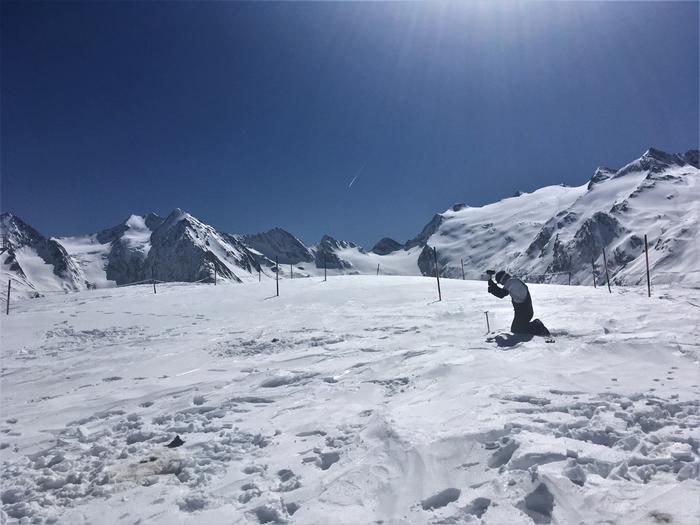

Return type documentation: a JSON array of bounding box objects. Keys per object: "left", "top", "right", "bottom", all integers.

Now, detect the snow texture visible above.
[{"left": 1, "top": 275, "right": 698, "bottom": 524}]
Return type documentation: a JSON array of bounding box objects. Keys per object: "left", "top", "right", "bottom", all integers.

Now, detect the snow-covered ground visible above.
[{"left": 1, "top": 276, "right": 698, "bottom": 524}]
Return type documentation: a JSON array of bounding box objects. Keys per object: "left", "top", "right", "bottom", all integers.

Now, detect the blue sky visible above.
[{"left": 2, "top": 1, "right": 698, "bottom": 248}]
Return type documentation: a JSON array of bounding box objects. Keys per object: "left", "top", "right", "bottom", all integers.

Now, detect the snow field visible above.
[{"left": 0, "top": 276, "right": 698, "bottom": 524}]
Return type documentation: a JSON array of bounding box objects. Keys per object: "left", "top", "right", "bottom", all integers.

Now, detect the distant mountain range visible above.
[{"left": 2, "top": 148, "right": 697, "bottom": 298}]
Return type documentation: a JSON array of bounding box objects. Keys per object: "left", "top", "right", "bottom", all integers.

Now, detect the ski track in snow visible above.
[{"left": 1, "top": 276, "right": 698, "bottom": 524}]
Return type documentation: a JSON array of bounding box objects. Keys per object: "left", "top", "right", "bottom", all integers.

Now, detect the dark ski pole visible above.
[
  {"left": 644, "top": 234, "right": 651, "bottom": 297},
  {"left": 5, "top": 279, "right": 10, "bottom": 315},
  {"left": 433, "top": 247, "right": 442, "bottom": 302},
  {"left": 323, "top": 253, "right": 327, "bottom": 282},
  {"left": 376, "top": 263, "right": 380, "bottom": 276},
  {"left": 484, "top": 311, "right": 490, "bottom": 333},
  {"left": 602, "top": 249, "right": 611, "bottom": 294},
  {"left": 276, "top": 256, "right": 279, "bottom": 297},
  {"left": 591, "top": 257, "right": 596, "bottom": 288},
  {"left": 461, "top": 258, "right": 465, "bottom": 280}
]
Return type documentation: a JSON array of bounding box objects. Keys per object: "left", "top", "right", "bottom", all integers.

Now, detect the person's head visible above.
[{"left": 495, "top": 270, "right": 510, "bottom": 284}]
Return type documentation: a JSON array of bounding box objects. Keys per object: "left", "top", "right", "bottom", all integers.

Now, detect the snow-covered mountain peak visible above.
[
  {"left": 1, "top": 212, "right": 42, "bottom": 247},
  {"left": 616, "top": 147, "right": 695, "bottom": 178},
  {"left": 318, "top": 234, "right": 357, "bottom": 251},
  {"left": 588, "top": 167, "right": 616, "bottom": 189},
  {"left": 3, "top": 147, "right": 697, "bottom": 295},
  {"left": 159, "top": 207, "right": 192, "bottom": 230}
]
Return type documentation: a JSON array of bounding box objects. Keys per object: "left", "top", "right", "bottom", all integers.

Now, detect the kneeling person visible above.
[{"left": 488, "top": 270, "right": 550, "bottom": 336}]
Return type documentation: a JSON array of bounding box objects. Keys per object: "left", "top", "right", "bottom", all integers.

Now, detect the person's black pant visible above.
[{"left": 511, "top": 294, "right": 549, "bottom": 336}]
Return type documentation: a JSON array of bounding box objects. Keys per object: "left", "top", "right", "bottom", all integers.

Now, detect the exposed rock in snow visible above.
[
  {"left": 311, "top": 235, "right": 357, "bottom": 269},
  {"left": 242, "top": 228, "right": 314, "bottom": 265},
  {"left": 3, "top": 148, "right": 697, "bottom": 294},
  {"left": 370, "top": 237, "right": 404, "bottom": 255},
  {"left": 417, "top": 147, "right": 699, "bottom": 285},
  {"left": 405, "top": 213, "right": 445, "bottom": 250},
  {"left": 0, "top": 212, "right": 86, "bottom": 296}
]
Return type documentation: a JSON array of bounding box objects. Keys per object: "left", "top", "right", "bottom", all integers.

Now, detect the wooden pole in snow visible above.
[
  {"left": 591, "top": 257, "right": 596, "bottom": 288},
  {"left": 376, "top": 263, "right": 380, "bottom": 276},
  {"left": 484, "top": 311, "right": 490, "bottom": 333},
  {"left": 644, "top": 234, "right": 651, "bottom": 297},
  {"left": 258, "top": 267, "right": 261, "bottom": 282},
  {"left": 433, "top": 247, "right": 442, "bottom": 302},
  {"left": 461, "top": 258, "right": 465, "bottom": 280},
  {"left": 5, "top": 279, "right": 10, "bottom": 315},
  {"left": 276, "top": 256, "right": 279, "bottom": 297},
  {"left": 214, "top": 266, "right": 217, "bottom": 286},
  {"left": 323, "top": 253, "right": 327, "bottom": 282},
  {"left": 602, "top": 249, "right": 611, "bottom": 294},
  {"left": 290, "top": 263, "right": 293, "bottom": 279},
  {"left": 152, "top": 268, "right": 156, "bottom": 294}
]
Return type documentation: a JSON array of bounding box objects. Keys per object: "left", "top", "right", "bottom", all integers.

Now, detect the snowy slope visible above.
[
  {"left": 407, "top": 148, "right": 699, "bottom": 286},
  {"left": 0, "top": 213, "right": 87, "bottom": 299},
  {"left": 420, "top": 184, "right": 586, "bottom": 280},
  {"left": 57, "top": 235, "right": 114, "bottom": 289},
  {"left": 1, "top": 276, "right": 698, "bottom": 524}
]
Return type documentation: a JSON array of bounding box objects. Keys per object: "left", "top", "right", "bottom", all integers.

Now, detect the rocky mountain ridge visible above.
[{"left": 2, "top": 147, "right": 697, "bottom": 297}]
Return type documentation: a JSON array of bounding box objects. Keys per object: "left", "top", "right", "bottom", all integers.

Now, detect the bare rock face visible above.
[
  {"left": 371, "top": 237, "right": 403, "bottom": 256},
  {"left": 144, "top": 209, "right": 260, "bottom": 283},
  {"left": 405, "top": 214, "right": 444, "bottom": 250},
  {"left": 313, "top": 235, "right": 356, "bottom": 269},
  {"left": 242, "top": 228, "right": 314, "bottom": 264},
  {"left": 417, "top": 245, "right": 438, "bottom": 277}
]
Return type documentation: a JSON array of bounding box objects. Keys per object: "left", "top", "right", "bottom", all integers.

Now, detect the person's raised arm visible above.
[{"left": 488, "top": 279, "right": 509, "bottom": 298}]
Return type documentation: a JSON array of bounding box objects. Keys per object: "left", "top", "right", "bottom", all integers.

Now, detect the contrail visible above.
[{"left": 348, "top": 163, "right": 366, "bottom": 189}]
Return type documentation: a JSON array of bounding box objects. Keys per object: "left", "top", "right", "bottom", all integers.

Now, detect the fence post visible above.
[
  {"left": 276, "top": 256, "right": 279, "bottom": 297},
  {"left": 323, "top": 253, "right": 327, "bottom": 282},
  {"left": 461, "top": 258, "right": 465, "bottom": 280},
  {"left": 376, "top": 263, "right": 380, "bottom": 276},
  {"left": 644, "top": 234, "right": 651, "bottom": 297},
  {"left": 433, "top": 247, "right": 442, "bottom": 302},
  {"left": 5, "top": 279, "right": 10, "bottom": 315},
  {"left": 591, "top": 257, "right": 596, "bottom": 288},
  {"left": 602, "top": 249, "right": 611, "bottom": 294}
]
